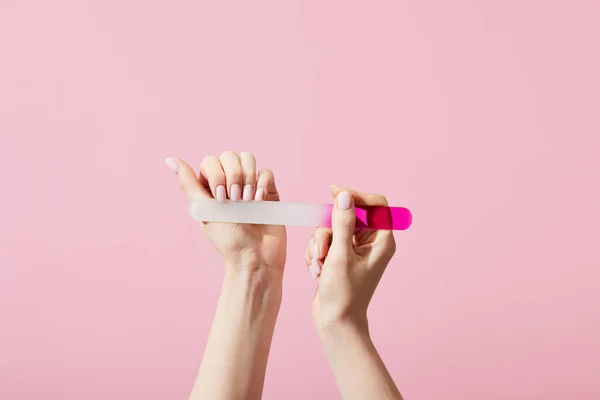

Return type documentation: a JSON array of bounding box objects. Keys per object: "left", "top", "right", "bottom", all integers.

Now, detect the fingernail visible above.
[
  {"left": 337, "top": 191, "right": 352, "bottom": 210},
  {"left": 216, "top": 185, "right": 226, "bottom": 202},
  {"left": 243, "top": 184, "right": 253, "bottom": 201},
  {"left": 309, "top": 259, "right": 322, "bottom": 279},
  {"left": 165, "top": 158, "right": 178, "bottom": 173},
  {"left": 255, "top": 187, "right": 265, "bottom": 201},
  {"left": 313, "top": 242, "right": 320, "bottom": 260},
  {"left": 230, "top": 184, "right": 240, "bottom": 201}
]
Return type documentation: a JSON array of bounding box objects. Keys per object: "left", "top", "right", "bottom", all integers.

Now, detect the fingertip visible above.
[
  {"left": 165, "top": 157, "right": 179, "bottom": 174},
  {"left": 313, "top": 241, "right": 320, "bottom": 259},
  {"left": 167, "top": 157, "right": 208, "bottom": 200},
  {"left": 255, "top": 187, "right": 265, "bottom": 201},
  {"left": 336, "top": 191, "right": 353, "bottom": 210},
  {"left": 256, "top": 168, "right": 279, "bottom": 201},
  {"left": 309, "top": 259, "right": 322, "bottom": 279}
]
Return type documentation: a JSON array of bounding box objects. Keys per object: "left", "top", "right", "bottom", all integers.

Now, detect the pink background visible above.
[{"left": 1, "top": 1, "right": 599, "bottom": 399}]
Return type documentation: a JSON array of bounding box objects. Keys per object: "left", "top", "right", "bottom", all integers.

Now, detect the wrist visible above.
[
  {"left": 223, "top": 251, "right": 285, "bottom": 277},
  {"left": 224, "top": 259, "right": 284, "bottom": 283},
  {"left": 317, "top": 320, "right": 373, "bottom": 358},
  {"left": 316, "top": 315, "right": 370, "bottom": 345},
  {"left": 222, "top": 263, "right": 283, "bottom": 313}
]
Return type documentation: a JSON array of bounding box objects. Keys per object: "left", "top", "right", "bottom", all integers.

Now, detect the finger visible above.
[
  {"left": 329, "top": 191, "right": 356, "bottom": 254},
  {"left": 239, "top": 152, "right": 257, "bottom": 201},
  {"left": 165, "top": 157, "right": 210, "bottom": 200},
  {"left": 330, "top": 185, "right": 395, "bottom": 244},
  {"left": 313, "top": 228, "right": 332, "bottom": 261},
  {"left": 330, "top": 185, "right": 389, "bottom": 206},
  {"left": 219, "top": 151, "right": 243, "bottom": 201},
  {"left": 309, "top": 258, "right": 322, "bottom": 279},
  {"left": 255, "top": 168, "right": 279, "bottom": 201},
  {"left": 305, "top": 235, "right": 323, "bottom": 279},
  {"left": 307, "top": 228, "right": 332, "bottom": 279},
  {"left": 305, "top": 234, "right": 318, "bottom": 260},
  {"left": 304, "top": 239, "right": 312, "bottom": 266},
  {"left": 199, "top": 156, "right": 226, "bottom": 201}
]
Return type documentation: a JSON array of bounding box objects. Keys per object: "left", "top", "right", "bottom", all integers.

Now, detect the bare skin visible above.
[{"left": 166, "top": 153, "right": 403, "bottom": 400}]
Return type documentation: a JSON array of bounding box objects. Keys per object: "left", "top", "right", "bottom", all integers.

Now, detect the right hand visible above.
[{"left": 304, "top": 186, "right": 397, "bottom": 334}]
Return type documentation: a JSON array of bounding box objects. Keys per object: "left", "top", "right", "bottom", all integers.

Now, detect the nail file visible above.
[{"left": 188, "top": 198, "right": 412, "bottom": 230}]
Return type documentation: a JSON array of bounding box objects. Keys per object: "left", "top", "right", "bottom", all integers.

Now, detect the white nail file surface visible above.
[
  {"left": 189, "top": 199, "right": 324, "bottom": 226},
  {"left": 188, "top": 198, "right": 413, "bottom": 230}
]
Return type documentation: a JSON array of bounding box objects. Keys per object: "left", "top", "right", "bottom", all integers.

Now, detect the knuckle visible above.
[
  {"left": 244, "top": 175, "right": 257, "bottom": 185},
  {"left": 375, "top": 193, "right": 389, "bottom": 206},
  {"left": 381, "top": 233, "right": 396, "bottom": 254},
  {"left": 239, "top": 151, "right": 255, "bottom": 161},
  {"left": 389, "top": 238, "right": 397, "bottom": 253},
  {"left": 243, "top": 166, "right": 257, "bottom": 180},
  {"left": 315, "top": 230, "right": 331, "bottom": 245},
  {"left": 201, "top": 155, "right": 218, "bottom": 165},
  {"left": 219, "top": 150, "right": 237, "bottom": 160},
  {"left": 259, "top": 167, "right": 273, "bottom": 176},
  {"left": 258, "top": 168, "right": 274, "bottom": 182},
  {"left": 228, "top": 172, "right": 242, "bottom": 182},
  {"left": 328, "top": 248, "right": 351, "bottom": 264},
  {"left": 338, "top": 218, "right": 355, "bottom": 230},
  {"left": 316, "top": 227, "right": 329, "bottom": 235}
]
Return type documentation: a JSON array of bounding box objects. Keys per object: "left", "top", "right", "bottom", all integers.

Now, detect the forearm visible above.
[
  {"left": 318, "top": 322, "right": 403, "bottom": 400},
  {"left": 190, "top": 266, "right": 282, "bottom": 400}
]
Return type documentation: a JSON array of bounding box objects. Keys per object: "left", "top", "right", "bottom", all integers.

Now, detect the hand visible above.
[
  {"left": 304, "top": 186, "right": 396, "bottom": 334},
  {"left": 166, "top": 151, "right": 287, "bottom": 273}
]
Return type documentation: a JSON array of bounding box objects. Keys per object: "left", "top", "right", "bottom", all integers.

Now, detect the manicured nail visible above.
[
  {"left": 165, "top": 158, "right": 178, "bottom": 173},
  {"left": 255, "top": 187, "right": 265, "bottom": 201},
  {"left": 313, "top": 242, "right": 320, "bottom": 260},
  {"left": 243, "top": 184, "right": 253, "bottom": 201},
  {"left": 337, "top": 191, "right": 352, "bottom": 210},
  {"left": 309, "top": 259, "right": 322, "bottom": 279},
  {"left": 230, "top": 184, "right": 241, "bottom": 201},
  {"left": 216, "top": 185, "right": 226, "bottom": 202}
]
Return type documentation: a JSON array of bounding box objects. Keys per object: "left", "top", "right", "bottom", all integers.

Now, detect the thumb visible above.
[
  {"left": 330, "top": 190, "right": 356, "bottom": 253},
  {"left": 165, "top": 157, "right": 209, "bottom": 200}
]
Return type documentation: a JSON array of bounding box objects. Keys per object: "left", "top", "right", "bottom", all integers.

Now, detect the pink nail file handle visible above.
[{"left": 188, "top": 199, "right": 412, "bottom": 230}]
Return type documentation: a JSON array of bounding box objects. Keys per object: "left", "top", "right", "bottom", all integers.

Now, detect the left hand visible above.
[{"left": 166, "top": 151, "right": 287, "bottom": 273}]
